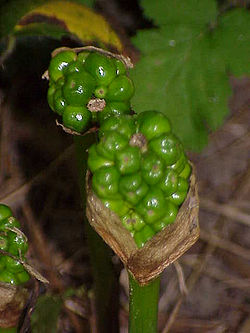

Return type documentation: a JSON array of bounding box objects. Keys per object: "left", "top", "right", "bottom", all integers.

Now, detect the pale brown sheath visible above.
[
  {"left": 86, "top": 166, "right": 199, "bottom": 286},
  {"left": 0, "top": 282, "right": 28, "bottom": 328}
]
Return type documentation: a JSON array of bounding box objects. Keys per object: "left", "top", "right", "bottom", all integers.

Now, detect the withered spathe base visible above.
[
  {"left": 86, "top": 167, "right": 199, "bottom": 286},
  {"left": 0, "top": 282, "right": 28, "bottom": 328}
]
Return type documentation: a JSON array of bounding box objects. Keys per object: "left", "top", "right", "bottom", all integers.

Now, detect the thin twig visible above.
[
  {"left": 0, "top": 144, "right": 74, "bottom": 206},
  {"left": 200, "top": 197, "right": 250, "bottom": 227},
  {"left": 200, "top": 230, "right": 250, "bottom": 261},
  {"left": 182, "top": 256, "right": 250, "bottom": 291},
  {"left": 173, "top": 261, "right": 187, "bottom": 296},
  {"left": 162, "top": 244, "right": 215, "bottom": 333}
]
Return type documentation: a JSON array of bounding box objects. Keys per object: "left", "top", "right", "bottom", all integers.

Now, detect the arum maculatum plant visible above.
[{"left": 45, "top": 47, "right": 199, "bottom": 332}]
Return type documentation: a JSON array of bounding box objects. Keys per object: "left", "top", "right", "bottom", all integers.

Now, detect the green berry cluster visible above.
[
  {"left": 0, "top": 204, "right": 30, "bottom": 285},
  {"left": 87, "top": 111, "right": 191, "bottom": 248},
  {"left": 47, "top": 50, "right": 134, "bottom": 133}
]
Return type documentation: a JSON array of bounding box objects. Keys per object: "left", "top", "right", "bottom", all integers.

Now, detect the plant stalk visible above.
[
  {"left": 74, "top": 135, "right": 119, "bottom": 333},
  {"left": 129, "top": 273, "right": 160, "bottom": 333}
]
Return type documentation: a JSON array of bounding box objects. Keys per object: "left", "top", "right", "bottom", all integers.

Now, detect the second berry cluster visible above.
[{"left": 47, "top": 50, "right": 134, "bottom": 133}]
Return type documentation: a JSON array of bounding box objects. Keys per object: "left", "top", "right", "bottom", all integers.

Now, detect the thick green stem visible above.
[
  {"left": 129, "top": 273, "right": 160, "bottom": 333},
  {"left": 74, "top": 135, "right": 119, "bottom": 333}
]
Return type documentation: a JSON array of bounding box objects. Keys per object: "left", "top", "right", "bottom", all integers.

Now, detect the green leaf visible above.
[
  {"left": 31, "top": 294, "right": 63, "bottom": 333},
  {"left": 140, "top": 0, "right": 217, "bottom": 26},
  {"left": 212, "top": 9, "right": 250, "bottom": 77},
  {"left": 131, "top": 3, "right": 249, "bottom": 151}
]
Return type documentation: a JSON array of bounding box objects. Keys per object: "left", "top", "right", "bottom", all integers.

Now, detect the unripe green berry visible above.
[
  {"left": 0, "top": 204, "right": 12, "bottom": 221},
  {"left": 62, "top": 105, "right": 91, "bottom": 133},
  {"left": 48, "top": 50, "right": 76, "bottom": 82},
  {"left": 92, "top": 166, "right": 120, "bottom": 199},
  {"left": 85, "top": 52, "right": 116, "bottom": 85},
  {"left": 62, "top": 71, "right": 95, "bottom": 106},
  {"left": 106, "top": 75, "right": 134, "bottom": 102}
]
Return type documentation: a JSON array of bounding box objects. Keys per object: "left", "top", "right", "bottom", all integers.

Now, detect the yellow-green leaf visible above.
[{"left": 14, "top": 1, "right": 123, "bottom": 51}]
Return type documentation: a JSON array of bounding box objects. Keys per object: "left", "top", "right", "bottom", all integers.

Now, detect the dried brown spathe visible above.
[
  {"left": 86, "top": 167, "right": 199, "bottom": 286},
  {"left": 0, "top": 282, "right": 28, "bottom": 327}
]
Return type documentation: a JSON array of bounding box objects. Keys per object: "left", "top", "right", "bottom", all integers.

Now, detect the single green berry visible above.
[
  {"left": 149, "top": 133, "right": 183, "bottom": 166},
  {"left": 48, "top": 50, "right": 76, "bottom": 82},
  {"left": 53, "top": 88, "right": 67, "bottom": 115},
  {"left": 115, "top": 146, "right": 141, "bottom": 175},
  {"left": 168, "top": 191, "right": 187, "bottom": 206},
  {"left": 88, "top": 144, "right": 113, "bottom": 173},
  {"left": 108, "top": 101, "right": 130, "bottom": 115},
  {"left": 0, "top": 204, "right": 12, "bottom": 221},
  {"left": 160, "top": 169, "right": 178, "bottom": 196},
  {"left": 84, "top": 52, "right": 116, "bottom": 85},
  {"left": 141, "top": 151, "right": 165, "bottom": 185},
  {"left": 62, "top": 71, "right": 95, "bottom": 106},
  {"left": 137, "top": 111, "right": 171, "bottom": 140},
  {"left": 136, "top": 188, "right": 167, "bottom": 224},
  {"left": 106, "top": 75, "right": 134, "bottom": 102},
  {"left": 119, "top": 173, "right": 143, "bottom": 193},
  {"left": 102, "top": 199, "right": 130, "bottom": 217},
  {"left": 62, "top": 105, "right": 92, "bottom": 133},
  {"left": 119, "top": 174, "right": 148, "bottom": 205},
  {"left": 92, "top": 166, "right": 120, "bottom": 199}
]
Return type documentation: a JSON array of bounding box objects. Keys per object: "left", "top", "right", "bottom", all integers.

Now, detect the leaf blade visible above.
[
  {"left": 212, "top": 8, "right": 250, "bottom": 77},
  {"left": 131, "top": 20, "right": 233, "bottom": 151},
  {"left": 140, "top": 0, "right": 217, "bottom": 27},
  {"left": 0, "top": 1, "right": 122, "bottom": 53}
]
